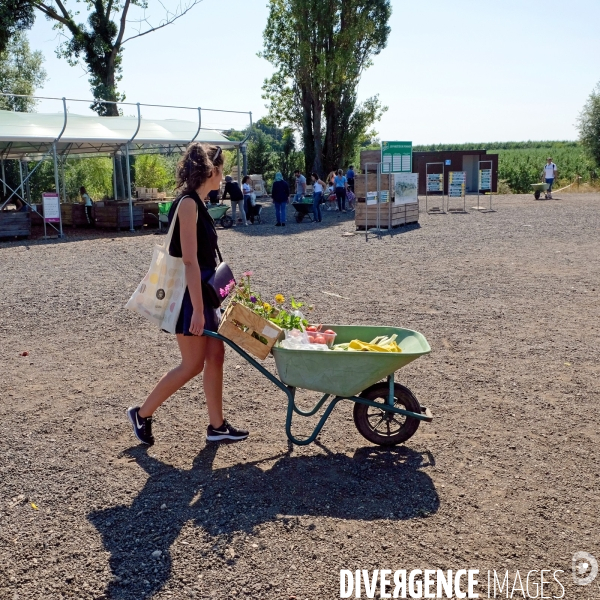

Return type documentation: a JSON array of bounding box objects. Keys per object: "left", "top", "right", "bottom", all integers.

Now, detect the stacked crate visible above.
[
  {"left": 135, "top": 188, "right": 166, "bottom": 200},
  {"left": 95, "top": 203, "right": 144, "bottom": 230},
  {"left": 0, "top": 211, "right": 31, "bottom": 239},
  {"left": 353, "top": 174, "right": 394, "bottom": 199},
  {"left": 250, "top": 174, "right": 266, "bottom": 197},
  {"left": 61, "top": 204, "right": 90, "bottom": 227},
  {"left": 355, "top": 201, "right": 419, "bottom": 229}
]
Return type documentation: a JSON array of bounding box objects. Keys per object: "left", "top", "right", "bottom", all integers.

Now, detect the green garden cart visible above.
[
  {"left": 531, "top": 182, "right": 550, "bottom": 200},
  {"left": 203, "top": 325, "right": 433, "bottom": 446},
  {"left": 207, "top": 204, "right": 234, "bottom": 228}
]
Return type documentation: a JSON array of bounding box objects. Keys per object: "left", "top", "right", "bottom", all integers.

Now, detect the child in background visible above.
[
  {"left": 326, "top": 185, "right": 338, "bottom": 211},
  {"left": 346, "top": 188, "right": 356, "bottom": 212}
]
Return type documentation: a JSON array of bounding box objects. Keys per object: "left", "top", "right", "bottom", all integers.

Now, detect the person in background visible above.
[
  {"left": 127, "top": 143, "right": 249, "bottom": 446},
  {"left": 311, "top": 173, "right": 326, "bottom": 223},
  {"left": 334, "top": 169, "right": 348, "bottom": 212},
  {"left": 294, "top": 169, "right": 306, "bottom": 202},
  {"left": 80, "top": 186, "right": 94, "bottom": 226},
  {"left": 206, "top": 189, "right": 219, "bottom": 205},
  {"left": 346, "top": 187, "right": 356, "bottom": 212},
  {"left": 541, "top": 157, "right": 558, "bottom": 199},
  {"left": 221, "top": 175, "right": 247, "bottom": 226},
  {"left": 271, "top": 172, "right": 290, "bottom": 226},
  {"left": 241, "top": 176, "right": 254, "bottom": 224},
  {"left": 346, "top": 165, "right": 355, "bottom": 193},
  {"left": 326, "top": 171, "right": 337, "bottom": 211}
]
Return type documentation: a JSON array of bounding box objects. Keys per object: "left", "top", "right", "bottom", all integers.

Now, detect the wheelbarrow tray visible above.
[
  {"left": 271, "top": 325, "right": 431, "bottom": 397},
  {"left": 207, "top": 204, "right": 230, "bottom": 220},
  {"left": 292, "top": 202, "right": 314, "bottom": 213},
  {"left": 531, "top": 183, "right": 549, "bottom": 192}
]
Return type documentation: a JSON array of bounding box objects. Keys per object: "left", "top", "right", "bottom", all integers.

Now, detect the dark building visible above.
[{"left": 361, "top": 149, "right": 499, "bottom": 195}]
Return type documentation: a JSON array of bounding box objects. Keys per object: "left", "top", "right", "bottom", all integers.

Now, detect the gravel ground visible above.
[{"left": 1, "top": 193, "right": 599, "bottom": 600}]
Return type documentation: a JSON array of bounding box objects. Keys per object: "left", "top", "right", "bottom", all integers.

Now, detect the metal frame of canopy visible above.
[{"left": 0, "top": 93, "right": 252, "bottom": 234}]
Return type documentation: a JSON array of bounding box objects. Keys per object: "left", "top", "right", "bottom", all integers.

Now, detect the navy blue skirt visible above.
[{"left": 174, "top": 268, "right": 221, "bottom": 335}]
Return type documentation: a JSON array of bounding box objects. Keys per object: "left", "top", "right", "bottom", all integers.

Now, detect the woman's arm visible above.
[{"left": 178, "top": 197, "right": 205, "bottom": 335}]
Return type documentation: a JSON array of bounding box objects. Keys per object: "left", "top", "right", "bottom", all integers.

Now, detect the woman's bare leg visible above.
[
  {"left": 202, "top": 337, "right": 225, "bottom": 428},
  {"left": 138, "top": 335, "right": 207, "bottom": 418}
]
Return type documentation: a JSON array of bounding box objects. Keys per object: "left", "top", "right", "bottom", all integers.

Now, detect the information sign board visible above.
[
  {"left": 426, "top": 173, "right": 443, "bottom": 193},
  {"left": 381, "top": 141, "right": 412, "bottom": 174},
  {"left": 448, "top": 171, "right": 466, "bottom": 197},
  {"left": 366, "top": 191, "right": 378, "bottom": 205},
  {"left": 479, "top": 169, "right": 492, "bottom": 192},
  {"left": 394, "top": 173, "right": 418, "bottom": 205},
  {"left": 42, "top": 192, "right": 60, "bottom": 223}
]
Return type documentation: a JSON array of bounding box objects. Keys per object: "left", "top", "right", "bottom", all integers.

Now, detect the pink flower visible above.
[
  {"left": 243, "top": 271, "right": 253, "bottom": 277},
  {"left": 219, "top": 287, "right": 227, "bottom": 297}
]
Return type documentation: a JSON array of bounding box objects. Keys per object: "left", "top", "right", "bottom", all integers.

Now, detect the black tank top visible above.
[{"left": 167, "top": 191, "right": 219, "bottom": 270}]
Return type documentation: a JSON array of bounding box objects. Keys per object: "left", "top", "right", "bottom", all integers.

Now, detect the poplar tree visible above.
[
  {"left": 578, "top": 81, "right": 600, "bottom": 169},
  {"left": 261, "top": 0, "right": 391, "bottom": 175}
]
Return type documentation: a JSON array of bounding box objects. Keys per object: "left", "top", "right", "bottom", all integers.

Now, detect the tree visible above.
[
  {"left": 261, "top": 0, "right": 390, "bottom": 175},
  {"left": 0, "top": 0, "right": 34, "bottom": 53},
  {"left": 247, "top": 129, "right": 276, "bottom": 176},
  {"left": 1, "top": 0, "right": 202, "bottom": 115},
  {"left": 578, "top": 81, "right": 600, "bottom": 169},
  {"left": 133, "top": 154, "right": 173, "bottom": 191},
  {"left": 0, "top": 31, "right": 46, "bottom": 111}
]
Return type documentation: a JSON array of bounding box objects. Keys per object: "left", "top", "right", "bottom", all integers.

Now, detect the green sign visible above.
[{"left": 381, "top": 141, "right": 412, "bottom": 173}]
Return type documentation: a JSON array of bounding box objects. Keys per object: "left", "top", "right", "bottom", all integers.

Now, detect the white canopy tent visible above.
[{"left": 0, "top": 95, "right": 251, "bottom": 234}]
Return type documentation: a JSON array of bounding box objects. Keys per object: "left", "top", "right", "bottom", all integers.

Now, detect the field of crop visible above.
[{"left": 414, "top": 141, "right": 599, "bottom": 193}]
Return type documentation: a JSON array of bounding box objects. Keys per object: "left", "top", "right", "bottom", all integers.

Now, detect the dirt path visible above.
[{"left": 1, "top": 193, "right": 598, "bottom": 599}]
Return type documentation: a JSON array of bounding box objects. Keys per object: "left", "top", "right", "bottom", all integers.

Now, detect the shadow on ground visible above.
[{"left": 88, "top": 444, "right": 439, "bottom": 599}]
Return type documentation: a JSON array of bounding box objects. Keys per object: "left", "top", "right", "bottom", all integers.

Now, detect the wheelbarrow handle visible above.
[{"left": 202, "top": 330, "right": 292, "bottom": 397}]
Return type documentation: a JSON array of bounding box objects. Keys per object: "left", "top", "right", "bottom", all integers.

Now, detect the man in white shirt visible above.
[
  {"left": 541, "top": 157, "right": 557, "bottom": 199},
  {"left": 294, "top": 170, "right": 306, "bottom": 203}
]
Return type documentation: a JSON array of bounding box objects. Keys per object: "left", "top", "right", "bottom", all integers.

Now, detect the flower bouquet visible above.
[{"left": 217, "top": 272, "right": 309, "bottom": 360}]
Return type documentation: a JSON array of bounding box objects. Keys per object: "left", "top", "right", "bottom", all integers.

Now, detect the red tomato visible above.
[
  {"left": 306, "top": 326, "right": 318, "bottom": 332},
  {"left": 324, "top": 329, "right": 335, "bottom": 335},
  {"left": 314, "top": 335, "right": 326, "bottom": 344}
]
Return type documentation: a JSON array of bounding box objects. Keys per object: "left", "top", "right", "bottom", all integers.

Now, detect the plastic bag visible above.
[{"left": 280, "top": 328, "right": 330, "bottom": 351}]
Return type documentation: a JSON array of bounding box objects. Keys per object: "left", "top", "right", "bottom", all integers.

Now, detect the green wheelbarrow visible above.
[
  {"left": 203, "top": 325, "right": 433, "bottom": 446},
  {"left": 531, "top": 182, "right": 550, "bottom": 200},
  {"left": 207, "top": 203, "right": 234, "bottom": 228}
]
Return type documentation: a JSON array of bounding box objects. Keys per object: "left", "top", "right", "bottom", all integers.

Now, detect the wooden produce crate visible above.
[
  {"left": 61, "top": 204, "right": 92, "bottom": 227},
  {"left": 0, "top": 211, "right": 31, "bottom": 239},
  {"left": 94, "top": 204, "right": 144, "bottom": 230},
  {"left": 218, "top": 301, "right": 283, "bottom": 360},
  {"left": 355, "top": 201, "right": 419, "bottom": 229},
  {"left": 354, "top": 174, "right": 393, "bottom": 198},
  {"left": 404, "top": 202, "right": 419, "bottom": 224}
]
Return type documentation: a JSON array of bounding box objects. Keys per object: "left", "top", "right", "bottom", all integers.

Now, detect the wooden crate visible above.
[
  {"left": 0, "top": 211, "right": 31, "bottom": 238},
  {"left": 61, "top": 204, "right": 92, "bottom": 227},
  {"left": 354, "top": 174, "right": 393, "bottom": 198},
  {"left": 218, "top": 301, "right": 283, "bottom": 360},
  {"left": 355, "top": 201, "right": 419, "bottom": 229},
  {"left": 94, "top": 204, "right": 144, "bottom": 230}
]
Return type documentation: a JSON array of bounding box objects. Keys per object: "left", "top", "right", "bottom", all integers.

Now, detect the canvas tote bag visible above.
[{"left": 125, "top": 200, "right": 187, "bottom": 333}]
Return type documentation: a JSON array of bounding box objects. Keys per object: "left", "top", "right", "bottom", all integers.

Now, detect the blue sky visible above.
[{"left": 28, "top": 0, "right": 600, "bottom": 144}]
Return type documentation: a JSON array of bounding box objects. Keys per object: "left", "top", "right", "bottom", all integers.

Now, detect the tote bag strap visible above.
[{"left": 163, "top": 195, "right": 199, "bottom": 249}]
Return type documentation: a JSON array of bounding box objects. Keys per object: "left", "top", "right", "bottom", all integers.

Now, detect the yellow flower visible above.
[
  {"left": 263, "top": 303, "right": 272, "bottom": 312},
  {"left": 275, "top": 294, "right": 285, "bottom": 304}
]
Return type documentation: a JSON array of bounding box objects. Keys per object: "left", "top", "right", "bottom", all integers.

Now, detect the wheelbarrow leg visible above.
[
  {"left": 284, "top": 387, "right": 343, "bottom": 446},
  {"left": 387, "top": 374, "right": 395, "bottom": 407}
]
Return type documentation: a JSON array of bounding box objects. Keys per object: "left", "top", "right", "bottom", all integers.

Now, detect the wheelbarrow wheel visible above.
[
  {"left": 353, "top": 382, "right": 421, "bottom": 446},
  {"left": 534, "top": 190, "right": 541, "bottom": 200},
  {"left": 220, "top": 215, "right": 233, "bottom": 228}
]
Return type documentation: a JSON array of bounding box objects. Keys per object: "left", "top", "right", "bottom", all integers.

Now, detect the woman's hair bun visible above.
[{"left": 176, "top": 143, "right": 224, "bottom": 193}]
